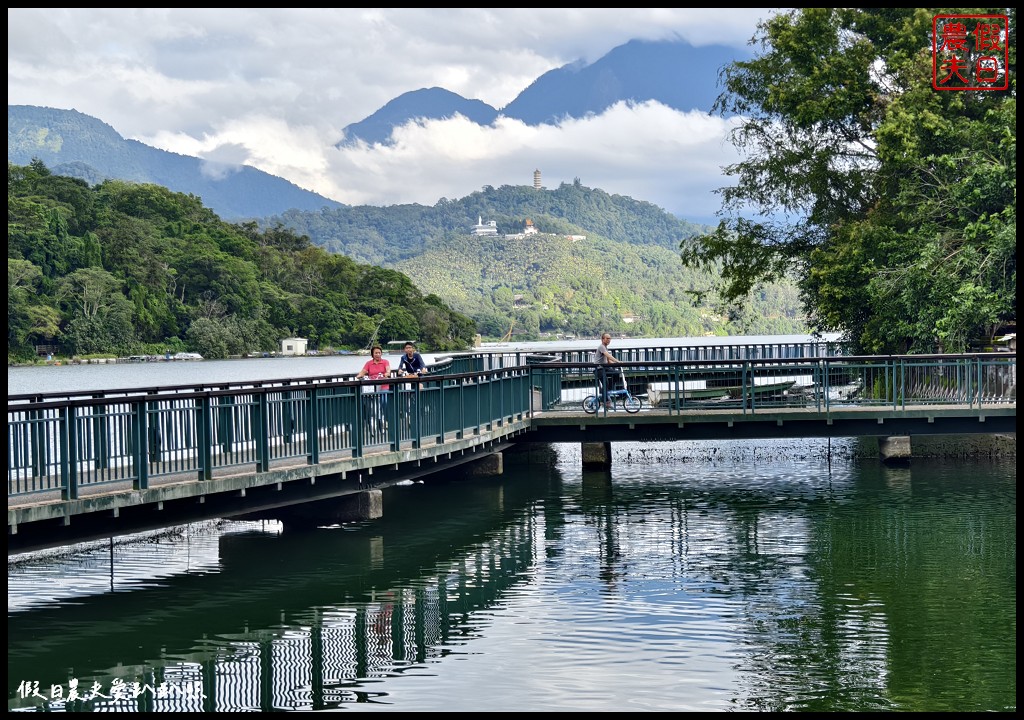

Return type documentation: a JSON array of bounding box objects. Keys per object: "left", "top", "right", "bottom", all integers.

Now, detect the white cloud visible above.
[
  {"left": 296, "top": 104, "right": 744, "bottom": 220},
  {"left": 8, "top": 8, "right": 774, "bottom": 222}
]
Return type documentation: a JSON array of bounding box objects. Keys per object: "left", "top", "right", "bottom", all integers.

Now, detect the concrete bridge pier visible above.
[
  {"left": 274, "top": 489, "right": 384, "bottom": 531},
  {"left": 443, "top": 451, "right": 506, "bottom": 481},
  {"left": 582, "top": 442, "right": 612, "bottom": 470},
  {"left": 879, "top": 435, "right": 912, "bottom": 465},
  {"left": 462, "top": 451, "right": 503, "bottom": 477}
]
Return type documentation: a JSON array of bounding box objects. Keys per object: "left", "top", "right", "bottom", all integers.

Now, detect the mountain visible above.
[
  {"left": 501, "top": 38, "right": 748, "bottom": 124},
  {"left": 340, "top": 38, "right": 750, "bottom": 145},
  {"left": 265, "top": 182, "right": 808, "bottom": 340},
  {"left": 269, "top": 180, "right": 707, "bottom": 266},
  {"left": 8, "top": 105, "right": 344, "bottom": 221},
  {"left": 339, "top": 87, "right": 499, "bottom": 147},
  {"left": 9, "top": 38, "right": 749, "bottom": 220}
]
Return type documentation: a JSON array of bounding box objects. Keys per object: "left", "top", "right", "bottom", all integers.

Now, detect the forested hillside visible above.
[
  {"left": 395, "top": 233, "right": 804, "bottom": 339},
  {"left": 7, "top": 161, "right": 475, "bottom": 361},
  {"left": 270, "top": 180, "right": 706, "bottom": 265},
  {"left": 270, "top": 180, "right": 809, "bottom": 339}
]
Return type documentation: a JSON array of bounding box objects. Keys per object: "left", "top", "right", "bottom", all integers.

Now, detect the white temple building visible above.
[{"left": 471, "top": 216, "right": 498, "bottom": 236}]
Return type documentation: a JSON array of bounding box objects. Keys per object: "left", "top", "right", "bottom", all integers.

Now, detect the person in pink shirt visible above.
[{"left": 357, "top": 345, "right": 392, "bottom": 434}]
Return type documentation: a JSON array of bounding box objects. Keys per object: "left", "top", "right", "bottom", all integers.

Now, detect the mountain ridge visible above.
[
  {"left": 8, "top": 105, "right": 345, "bottom": 221},
  {"left": 9, "top": 37, "right": 748, "bottom": 222},
  {"left": 340, "top": 38, "right": 749, "bottom": 145}
]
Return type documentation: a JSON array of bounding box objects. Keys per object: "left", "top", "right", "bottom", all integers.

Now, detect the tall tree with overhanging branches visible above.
[{"left": 683, "top": 7, "right": 1015, "bottom": 352}]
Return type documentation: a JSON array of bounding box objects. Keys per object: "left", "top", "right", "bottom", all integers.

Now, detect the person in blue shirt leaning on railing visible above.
[
  {"left": 397, "top": 342, "right": 427, "bottom": 376},
  {"left": 397, "top": 341, "right": 427, "bottom": 431}
]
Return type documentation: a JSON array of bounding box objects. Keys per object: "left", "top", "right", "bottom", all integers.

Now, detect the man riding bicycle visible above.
[{"left": 594, "top": 333, "right": 620, "bottom": 410}]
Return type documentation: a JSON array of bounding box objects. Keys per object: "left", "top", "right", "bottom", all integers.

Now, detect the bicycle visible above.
[{"left": 583, "top": 367, "right": 643, "bottom": 414}]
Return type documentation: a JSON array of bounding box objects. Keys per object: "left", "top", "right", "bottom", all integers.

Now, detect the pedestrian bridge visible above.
[{"left": 8, "top": 349, "right": 1015, "bottom": 555}]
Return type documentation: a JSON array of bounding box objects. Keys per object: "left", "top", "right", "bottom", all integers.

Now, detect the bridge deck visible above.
[
  {"left": 8, "top": 351, "right": 1016, "bottom": 555},
  {"left": 9, "top": 401, "right": 1013, "bottom": 517}
]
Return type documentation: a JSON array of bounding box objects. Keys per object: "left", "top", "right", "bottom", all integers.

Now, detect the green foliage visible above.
[
  {"left": 271, "top": 183, "right": 808, "bottom": 340},
  {"left": 686, "top": 8, "right": 1016, "bottom": 352},
  {"left": 7, "top": 161, "right": 476, "bottom": 358},
  {"left": 393, "top": 230, "right": 806, "bottom": 340},
  {"left": 270, "top": 180, "right": 707, "bottom": 266}
]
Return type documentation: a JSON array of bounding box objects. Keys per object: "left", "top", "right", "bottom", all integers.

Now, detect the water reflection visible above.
[
  {"left": 9, "top": 462, "right": 560, "bottom": 712},
  {"left": 7, "top": 440, "right": 1016, "bottom": 712}
]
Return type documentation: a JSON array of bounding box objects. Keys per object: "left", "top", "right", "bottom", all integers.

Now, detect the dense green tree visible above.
[
  {"left": 7, "top": 162, "right": 477, "bottom": 360},
  {"left": 683, "top": 8, "right": 1016, "bottom": 352},
  {"left": 185, "top": 317, "right": 231, "bottom": 359},
  {"left": 56, "top": 267, "right": 138, "bottom": 355},
  {"left": 8, "top": 258, "right": 59, "bottom": 356}
]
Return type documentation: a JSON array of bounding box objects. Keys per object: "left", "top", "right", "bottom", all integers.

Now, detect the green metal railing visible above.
[
  {"left": 7, "top": 368, "right": 533, "bottom": 503},
  {"left": 534, "top": 353, "right": 1016, "bottom": 414},
  {"left": 7, "top": 352, "right": 1015, "bottom": 505}
]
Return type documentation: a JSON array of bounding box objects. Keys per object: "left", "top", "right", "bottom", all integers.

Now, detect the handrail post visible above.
[
  {"left": 742, "top": 361, "right": 750, "bottom": 414},
  {"left": 973, "top": 356, "right": 980, "bottom": 408},
  {"left": 307, "top": 386, "right": 320, "bottom": 465},
  {"left": 895, "top": 359, "right": 902, "bottom": 411},
  {"left": 92, "top": 395, "right": 108, "bottom": 471},
  {"left": 198, "top": 395, "right": 212, "bottom": 481},
  {"left": 62, "top": 406, "right": 77, "bottom": 500},
  {"left": 819, "top": 358, "right": 827, "bottom": 413},
  {"left": 389, "top": 385, "right": 399, "bottom": 450},
  {"left": 257, "top": 392, "right": 270, "bottom": 472},
  {"left": 412, "top": 381, "right": 421, "bottom": 448},
  {"left": 353, "top": 385, "right": 364, "bottom": 458},
  {"left": 134, "top": 398, "right": 149, "bottom": 490}
]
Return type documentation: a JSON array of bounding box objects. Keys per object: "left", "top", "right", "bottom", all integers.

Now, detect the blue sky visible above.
[{"left": 8, "top": 9, "right": 782, "bottom": 223}]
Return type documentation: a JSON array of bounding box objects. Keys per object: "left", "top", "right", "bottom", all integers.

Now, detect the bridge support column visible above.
[
  {"left": 582, "top": 442, "right": 612, "bottom": 470},
  {"left": 462, "top": 451, "right": 503, "bottom": 477},
  {"left": 503, "top": 443, "right": 557, "bottom": 466},
  {"left": 879, "top": 436, "right": 912, "bottom": 465},
  {"left": 277, "top": 489, "right": 383, "bottom": 531}
]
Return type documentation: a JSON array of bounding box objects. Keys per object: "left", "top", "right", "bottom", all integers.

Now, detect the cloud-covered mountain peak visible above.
[{"left": 340, "top": 38, "right": 751, "bottom": 145}]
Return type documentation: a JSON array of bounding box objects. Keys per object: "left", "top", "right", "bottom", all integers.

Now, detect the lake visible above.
[{"left": 7, "top": 439, "right": 1015, "bottom": 712}]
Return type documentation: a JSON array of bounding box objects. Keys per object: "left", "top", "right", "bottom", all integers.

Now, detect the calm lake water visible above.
[
  {"left": 6, "top": 338, "right": 1015, "bottom": 712},
  {"left": 7, "top": 440, "right": 1016, "bottom": 712}
]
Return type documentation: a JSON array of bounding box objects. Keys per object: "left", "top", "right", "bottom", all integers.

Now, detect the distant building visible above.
[
  {"left": 534, "top": 169, "right": 542, "bottom": 189},
  {"left": 280, "top": 337, "right": 308, "bottom": 356},
  {"left": 471, "top": 216, "right": 498, "bottom": 236},
  {"left": 505, "top": 218, "right": 541, "bottom": 239}
]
